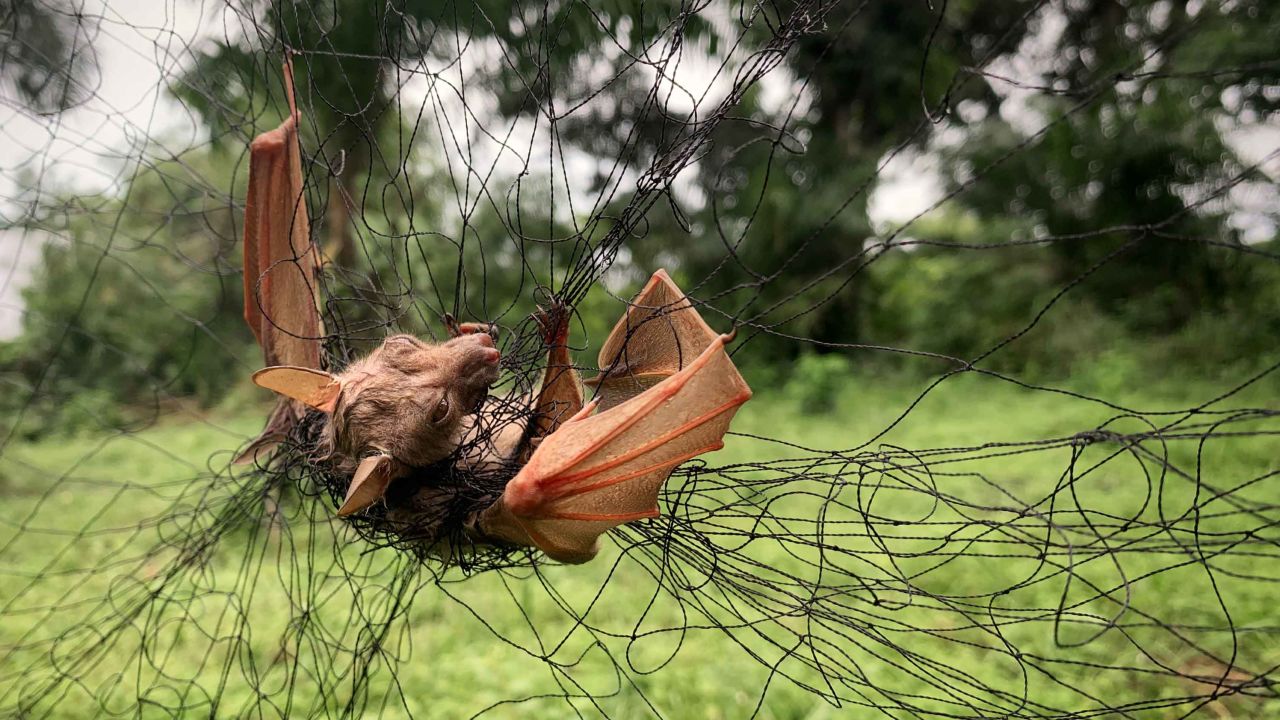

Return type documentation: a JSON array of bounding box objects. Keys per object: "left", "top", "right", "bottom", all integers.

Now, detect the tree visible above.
[
  {"left": 940, "top": 0, "right": 1279, "bottom": 331},
  {"left": 1, "top": 151, "right": 252, "bottom": 437},
  {"left": 0, "top": 0, "right": 99, "bottom": 113},
  {"left": 675, "top": 1, "right": 1033, "bottom": 357},
  {"left": 175, "top": 0, "right": 711, "bottom": 270}
]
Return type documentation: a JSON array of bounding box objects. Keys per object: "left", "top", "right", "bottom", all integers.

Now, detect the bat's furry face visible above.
[{"left": 326, "top": 332, "right": 501, "bottom": 471}]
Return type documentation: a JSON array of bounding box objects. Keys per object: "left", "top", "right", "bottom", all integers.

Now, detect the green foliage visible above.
[
  {"left": 0, "top": 153, "right": 254, "bottom": 438},
  {"left": 784, "top": 352, "right": 854, "bottom": 414},
  {"left": 863, "top": 230, "right": 1280, "bottom": 379},
  {"left": 941, "top": 0, "right": 1278, "bottom": 332},
  {"left": 865, "top": 231, "right": 1126, "bottom": 376},
  {"left": 665, "top": 0, "right": 1034, "bottom": 359}
]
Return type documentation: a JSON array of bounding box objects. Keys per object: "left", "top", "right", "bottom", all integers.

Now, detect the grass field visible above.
[{"left": 1, "top": 368, "right": 1277, "bottom": 718}]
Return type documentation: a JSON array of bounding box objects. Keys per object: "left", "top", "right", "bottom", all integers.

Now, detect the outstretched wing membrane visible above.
[{"left": 585, "top": 269, "right": 719, "bottom": 411}]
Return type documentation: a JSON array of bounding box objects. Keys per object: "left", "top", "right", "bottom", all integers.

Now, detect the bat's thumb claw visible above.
[
  {"left": 533, "top": 302, "right": 571, "bottom": 345},
  {"left": 442, "top": 312, "right": 462, "bottom": 337}
]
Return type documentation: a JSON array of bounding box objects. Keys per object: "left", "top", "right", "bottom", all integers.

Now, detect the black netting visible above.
[{"left": 1, "top": 0, "right": 1278, "bottom": 717}]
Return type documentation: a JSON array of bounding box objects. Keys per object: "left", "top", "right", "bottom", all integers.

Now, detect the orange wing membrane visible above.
[
  {"left": 585, "top": 268, "right": 719, "bottom": 411},
  {"left": 237, "top": 60, "right": 326, "bottom": 463},
  {"left": 479, "top": 271, "right": 751, "bottom": 563}
]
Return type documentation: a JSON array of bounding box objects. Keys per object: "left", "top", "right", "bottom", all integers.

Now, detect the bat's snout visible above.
[
  {"left": 449, "top": 335, "right": 502, "bottom": 410},
  {"left": 454, "top": 335, "right": 501, "bottom": 370},
  {"left": 468, "top": 332, "right": 501, "bottom": 366}
]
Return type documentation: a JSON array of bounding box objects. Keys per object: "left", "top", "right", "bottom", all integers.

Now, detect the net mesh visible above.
[{"left": 1, "top": 0, "right": 1278, "bottom": 717}]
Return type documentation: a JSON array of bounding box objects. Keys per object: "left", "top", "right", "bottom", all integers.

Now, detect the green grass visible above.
[{"left": 1, "top": 370, "right": 1277, "bottom": 718}]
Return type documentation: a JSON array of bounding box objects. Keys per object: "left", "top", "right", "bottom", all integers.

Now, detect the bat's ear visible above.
[
  {"left": 337, "top": 454, "right": 405, "bottom": 516},
  {"left": 252, "top": 366, "right": 341, "bottom": 413}
]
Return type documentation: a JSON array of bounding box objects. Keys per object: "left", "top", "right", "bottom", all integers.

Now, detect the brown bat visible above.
[
  {"left": 252, "top": 326, "right": 502, "bottom": 515},
  {"left": 241, "top": 63, "right": 751, "bottom": 563}
]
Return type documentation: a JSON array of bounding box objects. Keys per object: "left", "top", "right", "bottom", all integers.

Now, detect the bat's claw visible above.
[
  {"left": 533, "top": 302, "right": 572, "bottom": 347},
  {"left": 443, "top": 313, "right": 460, "bottom": 336}
]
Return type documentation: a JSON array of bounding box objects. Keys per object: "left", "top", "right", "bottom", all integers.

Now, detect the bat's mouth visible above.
[
  {"left": 467, "top": 355, "right": 501, "bottom": 395},
  {"left": 451, "top": 376, "right": 494, "bottom": 418}
]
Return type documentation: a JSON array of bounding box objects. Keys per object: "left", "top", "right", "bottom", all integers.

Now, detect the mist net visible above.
[{"left": 1, "top": 0, "right": 1278, "bottom": 717}]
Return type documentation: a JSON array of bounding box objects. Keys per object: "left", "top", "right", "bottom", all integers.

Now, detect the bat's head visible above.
[
  {"left": 332, "top": 332, "right": 501, "bottom": 467},
  {"left": 250, "top": 328, "right": 502, "bottom": 515}
]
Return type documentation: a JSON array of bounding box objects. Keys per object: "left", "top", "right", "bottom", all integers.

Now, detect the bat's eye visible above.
[{"left": 430, "top": 396, "right": 451, "bottom": 424}]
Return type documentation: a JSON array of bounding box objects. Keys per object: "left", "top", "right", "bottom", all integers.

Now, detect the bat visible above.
[
  {"left": 234, "top": 63, "right": 528, "bottom": 516},
  {"left": 239, "top": 64, "right": 750, "bottom": 563},
  {"left": 236, "top": 60, "right": 502, "bottom": 512}
]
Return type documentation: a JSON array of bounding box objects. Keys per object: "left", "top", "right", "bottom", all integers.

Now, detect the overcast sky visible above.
[{"left": 0, "top": 0, "right": 207, "bottom": 337}]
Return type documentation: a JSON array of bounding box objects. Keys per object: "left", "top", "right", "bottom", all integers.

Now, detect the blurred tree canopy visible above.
[
  {"left": 2, "top": 153, "right": 250, "bottom": 438},
  {"left": 3, "top": 0, "right": 1277, "bottom": 437},
  {"left": 942, "top": 0, "right": 1279, "bottom": 333},
  {"left": 0, "top": 0, "right": 100, "bottom": 113}
]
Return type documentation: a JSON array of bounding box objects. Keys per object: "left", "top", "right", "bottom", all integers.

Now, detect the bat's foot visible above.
[{"left": 533, "top": 302, "right": 572, "bottom": 348}]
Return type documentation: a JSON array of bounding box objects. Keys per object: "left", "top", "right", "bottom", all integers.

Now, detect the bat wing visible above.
[
  {"left": 584, "top": 268, "right": 718, "bottom": 411},
  {"left": 238, "top": 61, "right": 326, "bottom": 463},
  {"left": 480, "top": 331, "right": 751, "bottom": 563}
]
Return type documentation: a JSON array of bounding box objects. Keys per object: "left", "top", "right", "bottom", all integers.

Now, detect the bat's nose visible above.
[{"left": 460, "top": 331, "right": 499, "bottom": 364}]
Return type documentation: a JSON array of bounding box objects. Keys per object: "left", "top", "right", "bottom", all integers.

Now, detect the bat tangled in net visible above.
[{"left": 239, "top": 63, "right": 751, "bottom": 565}]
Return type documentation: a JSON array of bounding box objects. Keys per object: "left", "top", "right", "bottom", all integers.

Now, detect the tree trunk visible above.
[{"left": 325, "top": 171, "right": 356, "bottom": 268}]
